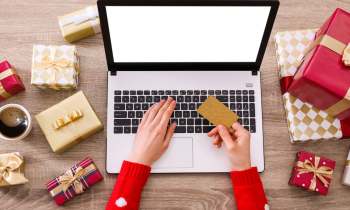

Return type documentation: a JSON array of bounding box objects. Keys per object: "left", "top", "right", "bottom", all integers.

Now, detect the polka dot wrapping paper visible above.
[{"left": 288, "top": 151, "right": 335, "bottom": 195}]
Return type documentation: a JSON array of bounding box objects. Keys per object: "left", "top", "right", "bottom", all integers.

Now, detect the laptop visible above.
[{"left": 98, "top": 0, "right": 279, "bottom": 173}]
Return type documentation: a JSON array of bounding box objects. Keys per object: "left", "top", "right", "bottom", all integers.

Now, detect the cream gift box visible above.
[{"left": 31, "top": 45, "right": 80, "bottom": 90}]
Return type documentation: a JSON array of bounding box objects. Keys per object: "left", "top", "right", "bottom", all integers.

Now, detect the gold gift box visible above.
[
  {"left": 0, "top": 152, "right": 28, "bottom": 187},
  {"left": 35, "top": 91, "right": 103, "bottom": 154},
  {"left": 31, "top": 44, "right": 79, "bottom": 90},
  {"left": 58, "top": 4, "right": 101, "bottom": 43}
]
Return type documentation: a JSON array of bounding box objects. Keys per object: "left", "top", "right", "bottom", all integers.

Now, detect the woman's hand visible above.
[
  {"left": 207, "top": 122, "right": 251, "bottom": 171},
  {"left": 127, "top": 97, "right": 177, "bottom": 166}
]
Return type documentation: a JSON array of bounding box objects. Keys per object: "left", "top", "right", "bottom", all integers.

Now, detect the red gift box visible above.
[
  {"left": 45, "top": 158, "right": 103, "bottom": 206},
  {"left": 0, "top": 61, "right": 25, "bottom": 102},
  {"left": 289, "top": 151, "right": 335, "bottom": 195},
  {"left": 288, "top": 8, "right": 350, "bottom": 125}
]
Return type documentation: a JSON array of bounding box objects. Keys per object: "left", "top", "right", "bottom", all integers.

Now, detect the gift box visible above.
[
  {"left": 31, "top": 45, "right": 80, "bottom": 90},
  {"left": 275, "top": 29, "right": 350, "bottom": 143},
  {"left": 0, "top": 152, "right": 29, "bottom": 187},
  {"left": 288, "top": 8, "right": 350, "bottom": 125},
  {"left": 46, "top": 158, "right": 103, "bottom": 206},
  {"left": 0, "top": 61, "right": 25, "bottom": 102},
  {"left": 289, "top": 151, "right": 335, "bottom": 195},
  {"left": 58, "top": 4, "right": 100, "bottom": 43},
  {"left": 342, "top": 150, "right": 350, "bottom": 186},
  {"left": 35, "top": 91, "right": 103, "bottom": 154}
]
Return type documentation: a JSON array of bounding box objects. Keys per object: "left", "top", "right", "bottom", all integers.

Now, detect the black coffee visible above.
[{"left": 0, "top": 107, "right": 28, "bottom": 138}]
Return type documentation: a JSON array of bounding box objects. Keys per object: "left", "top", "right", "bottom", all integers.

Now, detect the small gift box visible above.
[
  {"left": 0, "top": 61, "right": 25, "bottom": 102},
  {"left": 58, "top": 4, "right": 100, "bottom": 43},
  {"left": 342, "top": 150, "right": 350, "bottom": 186},
  {"left": 0, "top": 152, "right": 29, "bottom": 187},
  {"left": 46, "top": 158, "right": 103, "bottom": 206},
  {"left": 35, "top": 91, "right": 103, "bottom": 154},
  {"left": 31, "top": 45, "right": 80, "bottom": 90},
  {"left": 274, "top": 29, "right": 350, "bottom": 143},
  {"left": 289, "top": 151, "right": 335, "bottom": 195},
  {"left": 288, "top": 8, "right": 350, "bottom": 125}
]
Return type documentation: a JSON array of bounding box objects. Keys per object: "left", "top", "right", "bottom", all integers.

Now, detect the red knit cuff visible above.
[
  {"left": 119, "top": 161, "right": 151, "bottom": 182},
  {"left": 230, "top": 167, "right": 261, "bottom": 186}
]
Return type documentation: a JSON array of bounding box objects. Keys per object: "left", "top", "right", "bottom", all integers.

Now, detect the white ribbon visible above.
[{"left": 59, "top": 6, "right": 101, "bottom": 34}]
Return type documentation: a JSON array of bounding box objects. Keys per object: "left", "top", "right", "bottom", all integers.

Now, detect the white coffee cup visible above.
[{"left": 0, "top": 104, "right": 32, "bottom": 140}]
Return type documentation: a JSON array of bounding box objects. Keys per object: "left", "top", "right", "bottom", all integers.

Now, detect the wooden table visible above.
[{"left": 1, "top": 0, "right": 350, "bottom": 209}]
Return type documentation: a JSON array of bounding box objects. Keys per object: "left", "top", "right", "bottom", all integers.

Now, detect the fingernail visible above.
[
  {"left": 152, "top": 104, "right": 156, "bottom": 107},
  {"left": 172, "top": 100, "right": 176, "bottom": 103},
  {"left": 168, "top": 97, "right": 173, "bottom": 101},
  {"left": 171, "top": 123, "right": 177, "bottom": 129},
  {"left": 218, "top": 124, "right": 224, "bottom": 131},
  {"left": 161, "top": 99, "right": 165, "bottom": 103}
]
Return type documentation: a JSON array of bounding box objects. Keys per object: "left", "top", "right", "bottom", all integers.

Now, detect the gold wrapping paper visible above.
[
  {"left": 35, "top": 91, "right": 103, "bottom": 154},
  {"left": 58, "top": 4, "right": 100, "bottom": 43},
  {"left": 31, "top": 45, "right": 79, "bottom": 90},
  {"left": 0, "top": 152, "right": 28, "bottom": 187}
]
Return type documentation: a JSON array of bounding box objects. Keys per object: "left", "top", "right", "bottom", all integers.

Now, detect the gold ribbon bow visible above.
[
  {"left": 59, "top": 166, "right": 84, "bottom": 194},
  {"left": 32, "top": 45, "right": 80, "bottom": 90},
  {"left": 342, "top": 43, "right": 350, "bottom": 66},
  {"left": 0, "top": 153, "right": 29, "bottom": 185},
  {"left": 52, "top": 109, "right": 83, "bottom": 130},
  {"left": 295, "top": 155, "right": 333, "bottom": 191}
]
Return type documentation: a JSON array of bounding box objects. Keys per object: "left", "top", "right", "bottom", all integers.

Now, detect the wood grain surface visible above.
[{"left": 1, "top": 0, "right": 350, "bottom": 209}]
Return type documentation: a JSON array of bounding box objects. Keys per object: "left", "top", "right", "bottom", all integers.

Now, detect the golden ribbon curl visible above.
[
  {"left": 0, "top": 154, "right": 29, "bottom": 185},
  {"left": 342, "top": 43, "right": 350, "bottom": 66},
  {"left": 32, "top": 45, "right": 80, "bottom": 90},
  {"left": 59, "top": 166, "right": 84, "bottom": 194},
  {"left": 52, "top": 109, "right": 83, "bottom": 130},
  {"left": 296, "top": 155, "right": 333, "bottom": 191}
]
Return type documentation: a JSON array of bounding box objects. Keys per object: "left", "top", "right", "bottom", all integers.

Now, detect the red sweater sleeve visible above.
[
  {"left": 106, "top": 161, "right": 151, "bottom": 210},
  {"left": 231, "top": 167, "right": 268, "bottom": 210}
]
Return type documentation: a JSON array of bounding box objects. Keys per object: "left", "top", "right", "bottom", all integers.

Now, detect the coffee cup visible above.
[{"left": 0, "top": 104, "right": 32, "bottom": 140}]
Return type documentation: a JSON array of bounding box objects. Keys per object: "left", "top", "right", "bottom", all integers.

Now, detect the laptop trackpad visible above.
[{"left": 152, "top": 137, "right": 193, "bottom": 169}]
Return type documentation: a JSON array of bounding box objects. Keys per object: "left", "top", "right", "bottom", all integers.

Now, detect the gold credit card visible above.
[{"left": 197, "top": 95, "right": 239, "bottom": 129}]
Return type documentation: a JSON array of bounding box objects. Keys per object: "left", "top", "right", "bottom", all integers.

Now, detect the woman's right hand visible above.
[{"left": 207, "top": 122, "right": 251, "bottom": 171}]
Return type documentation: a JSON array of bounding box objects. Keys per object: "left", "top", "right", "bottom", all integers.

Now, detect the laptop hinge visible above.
[
  {"left": 252, "top": 70, "right": 258, "bottom": 76},
  {"left": 110, "top": 70, "right": 117, "bottom": 76}
]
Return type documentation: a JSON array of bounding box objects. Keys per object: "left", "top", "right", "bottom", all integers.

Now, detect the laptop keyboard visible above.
[{"left": 113, "top": 90, "right": 256, "bottom": 134}]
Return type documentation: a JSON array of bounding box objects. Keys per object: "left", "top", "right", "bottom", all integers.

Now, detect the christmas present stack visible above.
[
  {"left": 46, "top": 158, "right": 103, "bottom": 206},
  {"left": 0, "top": 61, "right": 25, "bottom": 102},
  {"left": 274, "top": 8, "right": 350, "bottom": 143}
]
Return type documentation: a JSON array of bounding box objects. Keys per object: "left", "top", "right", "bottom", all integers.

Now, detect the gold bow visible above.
[
  {"left": 0, "top": 153, "right": 29, "bottom": 185},
  {"left": 32, "top": 45, "right": 80, "bottom": 90},
  {"left": 295, "top": 155, "right": 333, "bottom": 191},
  {"left": 343, "top": 43, "right": 350, "bottom": 66},
  {"left": 52, "top": 109, "right": 83, "bottom": 130},
  {"left": 59, "top": 166, "right": 84, "bottom": 194}
]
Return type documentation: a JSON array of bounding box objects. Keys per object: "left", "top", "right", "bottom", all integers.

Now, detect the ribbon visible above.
[
  {"left": 59, "top": 6, "right": 100, "bottom": 34},
  {"left": 0, "top": 69, "right": 19, "bottom": 99},
  {"left": 302, "top": 35, "right": 350, "bottom": 117},
  {"left": 294, "top": 155, "right": 333, "bottom": 191},
  {"left": 0, "top": 153, "right": 29, "bottom": 185},
  {"left": 52, "top": 109, "right": 83, "bottom": 130},
  {"left": 32, "top": 45, "right": 80, "bottom": 90},
  {"left": 59, "top": 166, "right": 84, "bottom": 194}
]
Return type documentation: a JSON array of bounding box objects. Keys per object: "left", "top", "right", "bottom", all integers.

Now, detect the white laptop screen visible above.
[{"left": 106, "top": 6, "right": 271, "bottom": 63}]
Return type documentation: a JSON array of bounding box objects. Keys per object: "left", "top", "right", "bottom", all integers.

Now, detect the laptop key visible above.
[
  {"left": 136, "top": 111, "right": 143, "bottom": 118},
  {"left": 137, "top": 90, "right": 143, "bottom": 95},
  {"left": 114, "top": 111, "right": 127, "bottom": 118},
  {"left": 250, "top": 103, "right": 255, "bottom": 117},
  {"left": 158, "top": 90, "right": 164, "bottom": 95},
  {"left": 175, "top": 111, "right": 182, "bottom": 118},
  {"left": 114, "top": 119, "right": 131, "bottom": 126},
  {"left": 223, "top": 103, "right": 228, "bottom": 107},
  {"left": 151, "top": 90, "right": 157, "bottom": 95},
  {"left": 142, "top": 104, "right": 149, "bottom": 110},
  {"left": 134, "top": 104, "right": 141, "bottom": 110},
  {"left": 216, "top": 96, "right": 228, "bottom": 102},
  {"left": 132, "top": 119, "right": 139, "bottom": 126},
  {"left": 203, "top": 119, "right": 209, "bottom": 125},
  {"left": 236, "top": 111, "right": 242, "bottom": 117},
  {"left": 114, "top": 127, "right": 123, "bottom": 133},
  {"left": 172, "top": 90, "right": 178, "bottom": 95},
  {"left": 243, "top": 90, "right": 248, "bottom": 95},
  {"left": 115, "top": 91, "right": 121, "bottom": 95},
  {"left": 250, "top": 118, "right": 256, "bottom": 126},
  {"left": 187, "top": 90, "right": 193, "bottom": 95},
  {"left": 195, "top": 119, "right": 202, "bottom": 125},
  {"left": 200, "top": 96, "right": 207, "bottom": 102},
  {"left": 185, "top": 96, "right": 192, "bottom": 102},
  {"left": 161, "top": 96, "right": 168, "bottom": 100},
  {"left": 236, "top": 96, "right": 242, "bottom": 102},
  {"left": 191, "top": 111, "right": 198, "bottom": 118},
  {"left": 187, "top": 119, "right": 194, "bottom": 125},
  {"left": 138, "top": 96, "right": 145, "bottom": 102},
  {"left": 230, "top": 96, "right": 235, "bottom": 102},
  {"left": 114, "top": 96, "right": 121, "bottom": 103},
  {"left": 126, "top": 104, "right": 133, "bottom": 110},
  {"left": 201, "top": 90, "right": 207, "bottom": 95},
  {"left": 195, "top": 126, "right": 202, "bottom": 133},
  {"left": 183, "top": 111, "right": 190, "bottom": 118},
  {"left": 244, "top": 126, "right": 249, "bottom": 131},
  {"left": 132, "top": 127, "right": 138, "bottom": 133},
  {"left": 243, "top": 103, "right": 249, "bottom": 110},
  {"left": 174, "top": 126, "right": 186, "bottom": 133},
  {"left": 128, "top": 111, "right": 135, "bottom": 118},
  {"left": 170, "top": 96, "right": 176, "bottom": 101},
  {"left": 122, "top": 96, "right": 129, "bottom": 103},
  {"left": 193, "top": 96, "right": 199, "bottom": 102},
  {"left": 208, "top": 90, "right": 214, "bottom": 95},
  {"left": 189, "top": 103, "right": 195, "bottom": 110},
  {"left": 194, "top": 90, "right": 200, "bottom": 95},
  {"left": 130, "top": 96, "right": 137, "bottom": 103},
  {"left": 187, "top": 126, "right": 194, "bottom": 133},
  {"left": 144, "top": 91, "right": 150, "bottom": 95},
  {"left": 154, "top": 96, "right": 160, "bottom": 102},
  {"left": 236, "top": 90, "right": 242, "bottom": 94},
  {"left": 229, "top": 90, "right": 235, "bottom": 95},
  {"left": 123, "top": 90, "right": 129, "bottom": 95},
  {"left": 215, "top": 90, "right": 221, "bottom": 95},
  {"left": 171, "top": 119, "right": 178, "bottom": 124},
  {"left": 175, "top": 104, "right": 180, "bottom": 110},
  {"left": 249, "top": 90, "right": 254, "bottom": 94},
  {"left": 179, "top": 119, "right": 186, "bottom": 125},
  {"left": 177, "top": 96, "right": 184, "bottom": 102},
  {"left": 166, "top": 90, "right": 171, "bottom": 95},
  {"left": 237, "top": 103, "right": 242, "bottom": 110},
  {"left": 196, "top": 103, "right": 202, "bottom": 109},
  {"left": 243, "top": 96, "right": 248, "bottom": 102},
  {"left": 146, "top": 96, "right": 153, "bottom": 102},
  {"left": 222, "top": 90, "right": 228, "bottom": 95},
  {"left": 124, "top": 127, "right": 131, "bottom": 133},
  {"left": 203, "top": 126, "right": 215, "bottom": 133},
  {"left": 250, "top": 125, "right": 256, "bottom": 133},
  {"left": 114, "top": 104, "right": 125, "bottom": 110},
  {"left": 249, "top": 96, "right": 255, "bottom": 102},
  {"left": 230, "top": 103, "right": 235, "bottom": 110},
  {"left": 130, "top": 90, "right": 136, "bottom": 95},
  {"left": 181, "top": 103, "right": 188, "bottom": 110},
  {"left": 237, "top": 119, "right": 242, "bottom": 125},
  {"left": 180, "top": 90, "right": 186, "bottom": 95},
  {"left": 243, "top": 111, "right": 249, "bottom": 117},
  {"left": 243, "top": 118, "right": 249, "bottom": 125}
]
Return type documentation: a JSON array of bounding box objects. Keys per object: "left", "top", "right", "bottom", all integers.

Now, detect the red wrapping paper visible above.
[
  {"left": 288, "top": 8, "right": 350, "bottom": 125},
  {"left": 289, "top": 151, "right": 335, "bottom": 195},
  {"left": 0, "top": 61, "right": 25, "bottom": 102}
]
